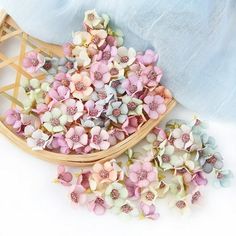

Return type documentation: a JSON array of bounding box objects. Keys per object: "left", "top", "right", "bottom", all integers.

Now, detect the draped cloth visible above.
[{"left": 1, "top": 0, "right": 236, "bottom": 122}]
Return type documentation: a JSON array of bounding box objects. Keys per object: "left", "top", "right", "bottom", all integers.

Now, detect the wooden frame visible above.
[{"left": 0, "top": 10, "right": 176, "bottom": 166}]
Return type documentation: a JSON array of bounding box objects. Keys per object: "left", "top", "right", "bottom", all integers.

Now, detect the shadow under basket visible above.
[{"left": 0, "top": 10, "right": 176, "bottom": 166}]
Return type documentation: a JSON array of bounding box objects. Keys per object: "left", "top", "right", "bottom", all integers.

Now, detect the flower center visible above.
[
  {"left": 129, "top": 84, "right": 137, "bottom": 94},
  {"left": 121, "top": 204, "right": 133, "bottom": 214},
  {"left": 43, "top": 60, "right": 52, "bottom": 70},
  {"left": 159, "top": 182, "right": 166, "bottom": 188},
  {"left": 31, "top": 58, "right": 39, "bottom": 66},
  {"left": 145, "top": 191, "right": 155, "bottom": 201},
  {"left": 191, "top": 191, "right": 201, "bottom": 204},
  {"left": 147, "top": 70, "right": 158, "bottom": 80},
  {"left": 110, "top": 189, "right": 120, "bottom": 200},
  {"left": 182, "top": 133, "right": 190, "bottom": 143},
  {"left": 65, "top": 61, "right": 73, "bottom": 69},
  {"left": 162, "top": 154, "right": 170, "bottom": 163},
  {"left": 61, "top": 79, "right": 70, "bottom": 87},
  {"left": 51, "top": 118, "right": 60, "bottom": 126},
  {"left": 102, "top": 51, "right": 111, "bottom": 60},
  {"left": 217, "top": 172, "right": 224, "bottom": 179},
  {"left": 120, "top": 56, "right": 129, "bottom": 63},
  {"left": 93, "top": 134, "right": 102, "bottom": 145},
  {"left": 111, "top": 80, "right": 120, "bottom": 88},
  {"left": 127, "top": 102, "right": 137, "bottom": 111},
  {"left": 67, "top": 106, "right": 77, "bottom": 116},
  {"left": 149, "top": 101, "right": 158, "bottom": 111},
  {"left": 75, "top": 81, "right": 86, "bottom": 91},
  {"left": 89, "top": 108, "right": 99, "bottom": 117},
  {"left": 176, "top": 200, "right": 186, "bottom": 209},
  {"left": 98, "top": 91, "right": 107, "bottom": 99},
  {"left": 112, "top": 108, "right": 121, "bottom": 117},
  {"left": 92, "top": 35, "right": 100, "bottom": 45},
  {"left": 70, "top": 191, "right": 79, "bottom": 203},
  {"left": 206, "top": 156, "right": 217, "bottom": 164},
  {"left": 137, "top": 170, "right": 148, "bottom": 181},
  {"left": 71, "top": 134, "right": 80, "bottom": 142},
  {"left": 36, "top": 139, "right": 45, "bottom": 147},
  {"left": 94, "top": 71, "right": 103, "bottom": 80},
  {"left": 110, "top": 68, "right": 119, "bottom": 76},
  {"left": 95, "top": 197, "right": 104, "bottom": 205},
  {"left": 99, "top": 169, "right": 109, "bottom": 179},
  {"left": 88, "top": 13, "right": 95, "bottom": 21}
]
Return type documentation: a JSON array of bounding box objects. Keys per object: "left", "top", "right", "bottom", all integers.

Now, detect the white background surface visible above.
[
  {"left": 0, "top": 5, "right": 235, "bottom": 235},
  {"left": 0, "top": 105, "right": 236, "bottom": 236}
]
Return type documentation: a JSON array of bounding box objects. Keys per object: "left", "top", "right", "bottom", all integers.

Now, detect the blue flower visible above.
[{"left": 214, "top": 170, "right": 233, "bottom": 187}]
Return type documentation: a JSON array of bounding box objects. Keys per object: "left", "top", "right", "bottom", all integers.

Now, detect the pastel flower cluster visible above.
[
  {"left": 5, "top": 10, "right": 172, "bottom": 154},
  {"left": 55, "top": 118, "right": 232, "bottom": 219}
]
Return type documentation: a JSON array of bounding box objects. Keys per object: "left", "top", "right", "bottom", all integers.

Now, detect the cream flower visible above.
[
  {"left": 115, "top": 46, "right": 136, "bottom": 68},
  {"left": 84, "top": 9, "right": 102, "bottom": 29},
  {"left": 72, "top": 46, "right": 91, "bottom": 67},
  {"left": 73, "top": 31, "right": 92, "bottom": 46}
]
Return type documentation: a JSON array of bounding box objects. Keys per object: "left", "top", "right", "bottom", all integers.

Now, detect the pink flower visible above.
[
  {"left": 70, "top": 71, "right": 93, "bottom": 100},
  {"left": 50, "top": 133, "right": 70, "bottom": 154},
  {"left": 192, "top": 171, "right": 208, "bottom": 186},
  {"left": 93, "top": 45, "right": 117, "bottom": 62},
  {"left": 125, "top": 178, "right": 141, "bottom": 200},
  {"left": 122, "top": 116, "right": 140, "bottom": 135},
  {"left": 140, "top": 202, "right": 159, "bottom": 220},
  {"left": 32, "top": 103, "right": 48, "bottom": 114},
  {"left": 128, "top": 161, "right": 157, "bottom": 188},
  {"left": 76, "top": 171, "right": 91, "bottom": 190},
  {"left": 136, "top": 49, "right": 158, "bottom": 66},
  {"left": 87, "top": 196, "right": 107, "bottom": 215},
  {"left": 90, "top": 62, "right": 111, "bottom": 88},
  {"left": 70, "top": 184, "right": 87, "bottom": 205},
  {"left": 90, "top": 126, "right": 110, "bottom": 150},
  {"left": 65, "top": 126, "right": 88, "bottom": 150},
  {"left": 63, "top": 42, "right": 73, "bottom": 57},
  {"left": 122, "top": 75, "right": 143, "bottom": 96},
  {"left": 154, "top": 86, "right": 172, "bottom": 103},
  {"left": 141, "top": 66, "right": 162, "bottom": 87},
  {"left": 143, "top": 95, "right": 166, "bottom": 119},
  {"left": 84, "top": 100, "right": 103, "bottom": 118},
  {"left": 48, "top": 79, "right": 70, "bottom": 102},
  {"left": 57, "top": 165, "right": 73, "bottom": 186},
  {"left": 5, "top": 109, "right": 22, "bottom": 132},
  {"left": 108, "top": 129, "right": 125, "bottom": 146},
  {"left": 92, "top": 161, "right": 118, "bottom": 184},
  {"left": 23, "top": 51, "right": 45, "bottom": 73}
]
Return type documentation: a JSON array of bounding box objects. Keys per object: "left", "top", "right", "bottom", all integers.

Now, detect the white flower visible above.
[
  {"left": 27, "top": 129, "right": 50, "bottom": 150},
  {"left": 72, "top": 46, "right": 91, "bottom": 67},
  {"left": 73, "top": 31, "right": 91, "bottom": 46},
  {"left": 90, "top": 29, "right": 107, "bottom": 47},
  {"left": 141, "top": 184, "right": 158, "bottom": 205},
  {"left": 172, "top": 124, "right": 194, "bottom": 149},
  {"left": 105, "top": 182, "right": 128, "bottom": 207},
  {"left": 60, "top": 99, "right": 84, "bottom": 122},
  {"left": 84, "top": 9, "right": 102, "bottom": 29},
  {"left": 112, "top": 200, "right": 139, "bottom": 217},
  {"left": 115, "top": 46, "right": 136, "bottom": 68}
]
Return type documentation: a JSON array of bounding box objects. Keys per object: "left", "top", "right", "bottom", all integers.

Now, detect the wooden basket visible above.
[{"left": 0, "top": 10, "right": 176, "bottom": 166}]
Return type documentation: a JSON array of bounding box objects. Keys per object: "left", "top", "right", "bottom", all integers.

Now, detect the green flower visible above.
[
  {"left": 42, "top": 108, "right": 68, "bottom": 133},
  {"left": 122, "top": 95, "right": 143, "bottom": 116},
  {"left": 105, "top": 182, "right": 128, "bottom": 207},
  {"left": 106, "top": 101, "right": 128, "bottom": 124}
]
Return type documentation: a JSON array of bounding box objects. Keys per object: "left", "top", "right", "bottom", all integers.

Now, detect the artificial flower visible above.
[
  {"left": 84, "top": 100, "right": 103, "bottom": 118},
  {"left": 57, "top": 165, "right": 73, "bottom": 186},
  {"left": 115, "top": 46, "right": 136, "bottom": 68},
  {"left": 143, "top": 95, "right": 166, "bottom": 119},
  {"left": 106, "top": 101, "right": 128, "bottom": 124},
  {"left": 26, "top": 129, "right": 50, "bottom": 150},
  {"left": 84, "top": 9, "right": 102, "bottom": 29},
  {"left": 122, "top": 75, "right": 143, "bottom": 96},
  {"left": 136, "top": 49, "right": 158, "bottom": 66},
  {"left": 87, "top": 196, "right": 107, "bottom": 215},
  {"left": 42, "top": 108, "right": 68, "bottom": 133},
  {"left": 22, "top": 51, "right": 45, "bottom": 73},
  {"left": 90, "top": 126, "right": 110, "bottom": 150},
  {"left": 199, "top": 152, "right": 223, "bottom": 173},
  {"left": 140, "top": 202, "right": 159, "bottom": 220},
  {"left": 70, "top": 184, "right": 87, "bottom": 205},
  {"left": 214, "top": 169, "right": 233, "bottom": 188},
  {"left": 122, "top": 95, "right": 143, "bottom": 116}
]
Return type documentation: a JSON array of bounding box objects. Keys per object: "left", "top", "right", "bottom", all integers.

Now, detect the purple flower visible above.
[
  {"left": 65, "top": 127, "right": 88, "bottom": 150},
  {"left": 22, "top": 51, "right": 45, "bottom": 73},
  {"left": 84, "top": 100, "right": 103, "bottom": 119},
  {"left": 136, "top": 49, "right": 158, "bottom": 66},
  {"left": 141, "top": 66, "right": 162, "bottom": 88},
  {"left": 49, "top": 133, "right": 71, "bottom": 154},
  {"left": 5, "top": 109, "right": 22, "bottom": 132},
  {"left": 122, "top": 75, "right": 143, "bottom": 96},
  {"left": 140, "top": 202, "right": 159, "bottom": 220},
  {"left": 87, "top": 196, "right": 107, "bottom": 215}
]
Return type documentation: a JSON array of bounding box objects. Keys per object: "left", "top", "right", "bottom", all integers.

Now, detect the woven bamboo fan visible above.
[{"left": 0, "top": 10, "right": 176, "bottom": 166}]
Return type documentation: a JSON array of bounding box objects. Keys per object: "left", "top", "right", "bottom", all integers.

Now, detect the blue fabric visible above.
[{"left": 1, "top": 0, "right": 236, "bottom": 122}]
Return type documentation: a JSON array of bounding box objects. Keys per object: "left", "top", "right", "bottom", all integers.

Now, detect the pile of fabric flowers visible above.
[
  {"left": 5, "top": 9, "right": 172, "bottom": 154},
  {"left": 55, "top": 118, "right": 232, "bottom": 219}
]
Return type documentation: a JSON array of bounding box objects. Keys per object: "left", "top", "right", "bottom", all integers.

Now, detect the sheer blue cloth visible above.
[{"left": 1, "top": 0, "right": 236, "bottom": 122}]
